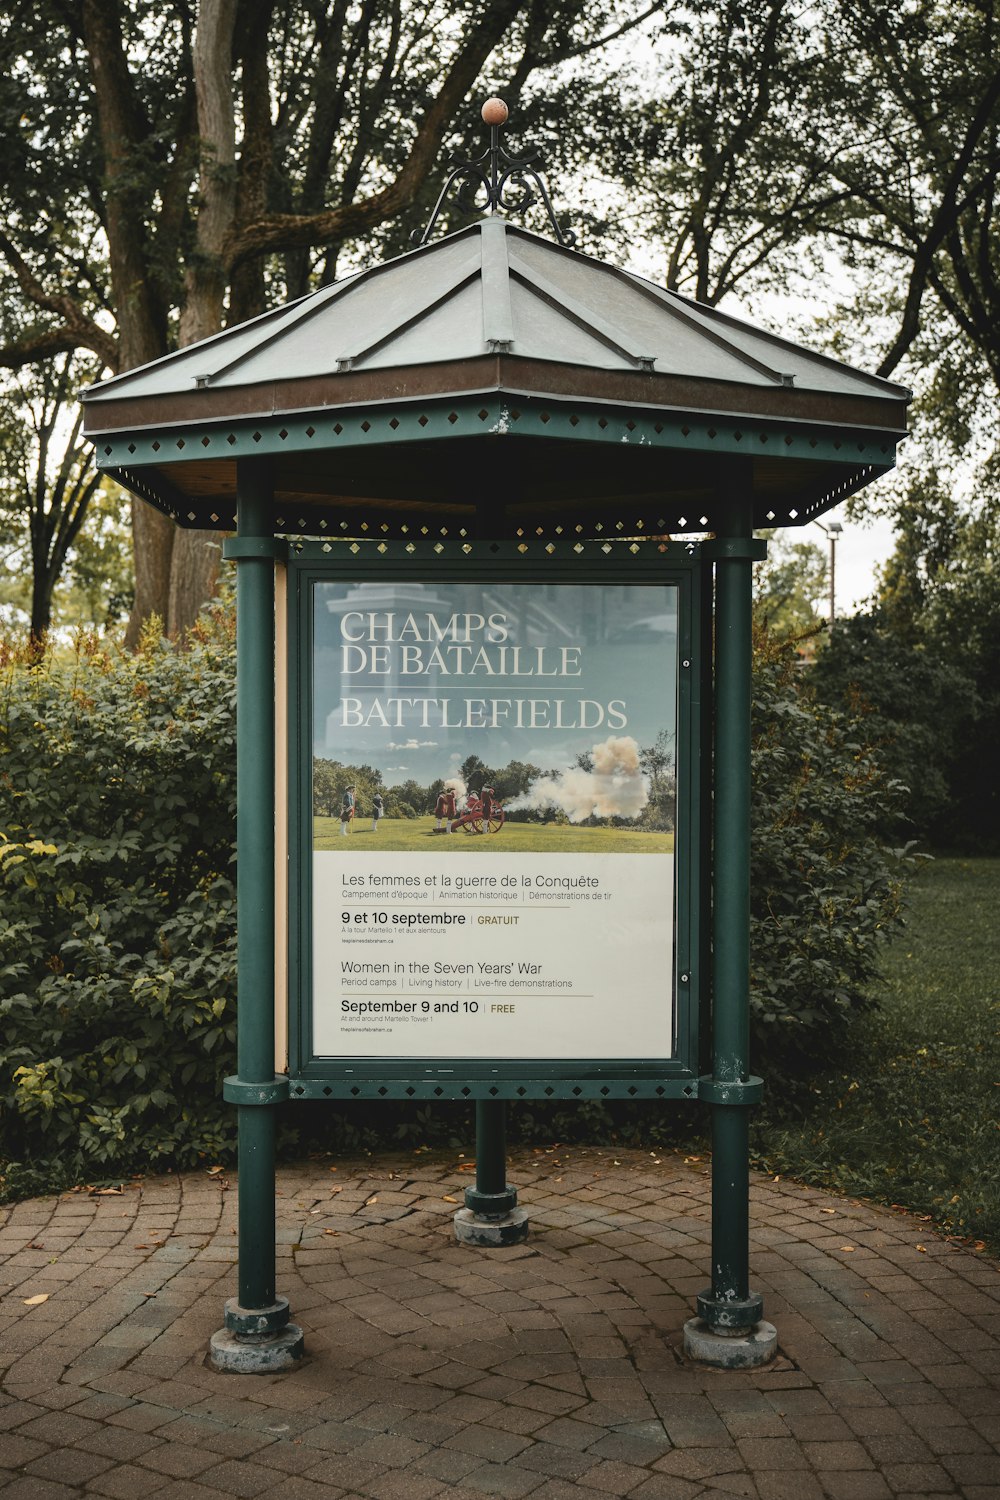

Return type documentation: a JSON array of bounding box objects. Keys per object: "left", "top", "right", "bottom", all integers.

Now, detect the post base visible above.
[
  {"left": 696, "top": 1288, "right": 764, "bottom": 1334},
  {"left": 683, "top": 1317, "right": 778, "bottom": 1369},
  {"left": 463, "top": 1185, "right": 519, "bottom": 1218},
  {"left": 209, "top": 1323, "right": 305, "bottom": 1373},
  {"left": 454, "top": 1206, "right": 529, "bottom": 1246},
  {"left": 223, "top": 1295, "right": 291, "bottom": 1336}
]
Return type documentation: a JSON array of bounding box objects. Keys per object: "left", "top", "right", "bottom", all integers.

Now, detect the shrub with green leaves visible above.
[
  {"left": 750, "top": 626, "right": 911, "bottom": 1063},
  {"left": 0, "top": 607, "right": 239, "bottom": 1195}
]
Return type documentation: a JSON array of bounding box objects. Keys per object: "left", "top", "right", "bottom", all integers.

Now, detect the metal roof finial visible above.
[{"left": 413, "top": 98, "right": 576, "bottom": 248}]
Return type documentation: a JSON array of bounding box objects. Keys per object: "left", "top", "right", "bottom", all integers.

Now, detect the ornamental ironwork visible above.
[{"left": 414, "top": 97, "right": 575, "bottom": 247}]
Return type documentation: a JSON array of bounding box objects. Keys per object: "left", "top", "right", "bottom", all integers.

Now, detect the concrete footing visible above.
[
  {"left": 209, "top": 1323, "right": 305, "bottom": 1373},
  {"left": 454, "top": 1206, "right": 529, "bottom": 1246},
  {"left": 682, "top": 1317, "right": 778, "bottom": 1369}
]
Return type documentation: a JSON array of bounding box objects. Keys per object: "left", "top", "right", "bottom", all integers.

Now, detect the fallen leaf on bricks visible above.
[
  {"left": 23, "top": 1294, "right": 49, "bottom": 1306},
  {"left": 365, "top": 1195, "right": 378, "bottom": 1206},
  {"left": 442, "top": 1195, "right": 458, "bottom": 1203},
  {"left": 840, "top": 1246, "right": 855, "bottom": 1252}
]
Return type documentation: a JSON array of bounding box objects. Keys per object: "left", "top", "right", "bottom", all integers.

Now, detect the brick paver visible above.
[{"left": 1, "top": 1149, "right": 998, "bottom": 1498}]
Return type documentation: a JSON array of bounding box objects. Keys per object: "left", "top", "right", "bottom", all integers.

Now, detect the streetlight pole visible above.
[{"left": 813, "top": 518, "right": 843, "bottom": 627}]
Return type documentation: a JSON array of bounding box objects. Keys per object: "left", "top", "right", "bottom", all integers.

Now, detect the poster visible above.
[{"left": 310, "top": 580, "right": 678, "bottom": 1061}]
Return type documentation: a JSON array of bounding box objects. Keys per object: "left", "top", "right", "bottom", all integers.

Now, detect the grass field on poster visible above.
[{"left": 314, "top": 816, "right": 675, "bottom": 855}]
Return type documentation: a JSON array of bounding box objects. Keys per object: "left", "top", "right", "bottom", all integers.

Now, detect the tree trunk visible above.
[
  {"left": 127, "top": 0, "right": 240, "bottom": 644},
  {"left": 167, "top": 528, "right": 224, "bottom": 637},
  {"left": 127, "top": 503, "right": 179, "bottom": 646},
  {"left": 29, "top": 558, "right": 53, "bottom": 644}
]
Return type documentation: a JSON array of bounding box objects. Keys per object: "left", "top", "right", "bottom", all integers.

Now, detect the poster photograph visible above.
[{"left": 309, "top": 578, "right": 679, "bottom": 1063}]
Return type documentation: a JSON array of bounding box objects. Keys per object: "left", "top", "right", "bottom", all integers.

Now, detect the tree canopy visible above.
[
  {"left": 813, "top": 454, "right": 1000, "bottom": 851},
  {"left": 0, "top": 0, "right": 996, "bottom": 639},
  {"left": 0, "top": 0, "right": 668, "bottom": 636}
]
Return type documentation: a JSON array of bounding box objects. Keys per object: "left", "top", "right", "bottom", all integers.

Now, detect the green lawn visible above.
[
  {"left": 315, "top": 816, "right": 674, "bottom": 855},
  {"left": 751, "top": 856, "right": 1000, "bottom": 1254}
]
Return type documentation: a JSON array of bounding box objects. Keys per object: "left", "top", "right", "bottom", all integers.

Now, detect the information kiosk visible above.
[{"left": 83, "top": 103, "right": 910, "bottom": 1372}]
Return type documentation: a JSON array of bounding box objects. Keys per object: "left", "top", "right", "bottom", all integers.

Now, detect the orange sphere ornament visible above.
[{"left": 481, "top": 98, "right": 509, "bottom": 127}]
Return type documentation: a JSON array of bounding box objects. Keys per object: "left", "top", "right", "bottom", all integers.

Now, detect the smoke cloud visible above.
[
  {"left": 444, "top": 776, "right": 468, "bottom": 803},
  {"left": 505, "top": 735, "right": 648, "bottom": 822}
]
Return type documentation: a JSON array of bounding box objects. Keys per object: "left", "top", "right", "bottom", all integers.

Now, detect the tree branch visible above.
[
  {"left": 875, "top": 65, "right": 1000, "bottom": 378},
  {"left": 0, "top": 233, "right": 118, "bottom": 371},
  {"left": 535, "top": 0, "right": 666, "bottom": 67},
  {"left": 226, "top": 0, "right": 523, "bottom": 269}
]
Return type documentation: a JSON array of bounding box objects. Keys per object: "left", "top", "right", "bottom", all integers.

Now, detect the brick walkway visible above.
[{"left": 2, "top": 1148, "right": 999, "bottom": 1499}]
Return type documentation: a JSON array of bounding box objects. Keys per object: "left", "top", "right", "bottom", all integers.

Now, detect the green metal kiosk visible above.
[{"left": 82, "top": 114, "right": 909, "bottom": 1372}]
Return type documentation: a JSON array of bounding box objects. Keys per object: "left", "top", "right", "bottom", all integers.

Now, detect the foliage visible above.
[
  {"left": 809, "top": 612, "right": 976, "bottom": 844},
  {"left": 800, "top": 0, "right": 1000, "bottom": 387},
  {"left": 754, "top": 530, "right": 828, "bottom": 643},
  {"left": 312, "top": 758, "right": 385, "bottom": 819},
  {"left": 620, "top": 0, "right": 999, "bottom": 401},
  {"left": 0, "top": 479, "right": 134, "bottom": 642},
  {"left": 0, "top": 0, "right": 669, "bottom": 635},
  {"left": 0, "top": 603, "right": 239, "bottom": 1192},
  {"left": 637, "top": 729, "right": 676, "bottom": 832},
  {"left": 0, "top": 0, "right": 995, "bottom": 643},
  {"left": 0, "top": 354, "right": 109, "bottom": 639},
  {"left": 56, "top": 487, "right": 135, "bottom": 635},
  {"left": 751, "top": 856, "right": 1000, "bottom": 1256},
  {"left": 749, "top": 623, "right": 911, "bottom": 1059},
  {"left": 312, "top": 749, "right": 671, "bottom": 828},
  {"left": 621, "top": 0, "right": 832, "bottom": 305},
  {"left": 814, "top": 459, "right": 1000, "bottom": 851}
]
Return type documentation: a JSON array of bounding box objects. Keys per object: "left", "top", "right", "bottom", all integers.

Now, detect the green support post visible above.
[
  {"left": 454, "top": 1100, "right": 528, "bottom": 1246},
  {"left": 210, "top": 459, "right": 303, "bottom": 1373},
  {"left": 685, "top": 477, "right": 776, "bottom": 1369}
]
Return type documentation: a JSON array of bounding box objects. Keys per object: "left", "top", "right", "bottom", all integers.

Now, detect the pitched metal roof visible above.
[
  {"left": 87, "top": 216, "right": 906, "bottom": 405},
  {"left": 83, "top": 216, "right": 910, "bottom": 537}
]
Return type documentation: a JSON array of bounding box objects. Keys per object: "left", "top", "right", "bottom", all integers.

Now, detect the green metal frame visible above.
[
  {"left": 95, "top": 391, "right": 899, "bottom": 471},
  {"left": 284, "top": 538, "right": 703, "bottom": 1102},
  {"left": 94, "top": 390, "right": 900, "bottom": 536}
]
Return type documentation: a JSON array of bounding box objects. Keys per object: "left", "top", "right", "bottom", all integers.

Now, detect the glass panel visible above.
[{"left": 310, "top": 580, "right": 678, "bottom": 1062}]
